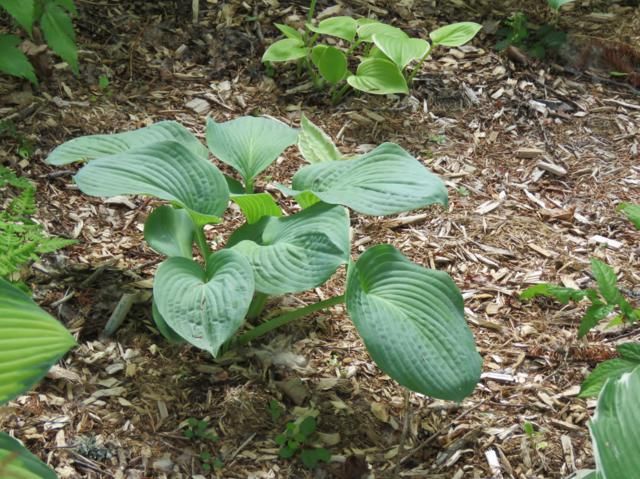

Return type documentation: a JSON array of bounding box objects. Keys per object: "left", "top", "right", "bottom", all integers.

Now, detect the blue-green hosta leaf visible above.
[
  {"left": 548, "top": 0, "right": 575, "bottom": 11},
  {"left": 0, "top": 0, "right": 36, "bottom": 35},
  {"left": 280, "top": 142, "right": 447, "bottom": 216},
  {"left": 227, "top": 203, "right": 350, "bottom": 295},
  {"left": 589, "top": 366, "right": 640, "bottom": 478},
  {"left": 316, "top": 45, "right": 348, "bottom": 84},
  {"left": 230, "top": 192, "right": 282, "bottom": 224},
  {"left": 74, "top": 141, "right": 229, "bottom": 223},
  {"left": 580, "top": 343, "right": 640, "bottom": 397},
  {"left": 591, "top": 258, "right": 623, "bottom": 306},
  {"left": 153, "top": 250, "right": 255, "bottom": 356},
  {"left": 206, "top": 116, "right": 299, "bottom": 184},
  {"left": 47, "top": 121, "right": 208, "bottom": 165},
  {"left": 40, "top": 3, "right": 78, "bottom": 73},
  {"left": 0, "top": 278, "right": 76, "bottom": 405},
  {"left": 275, "top": 23, "right": 303, "bottom": 41},
  {"left": 345, "top": 245, "right": 481, "bottom": 400},
  {"left": 372, "top": 34, "right": 430, "bottom": 69},
  {"left": 262, "top": 38, "right": 308, "bottom": 62},
  {"left": 306, "top": 16, "right": 358, "bottom": 42},
  {"left": 144, "top": 206, "right": 195, "bottom": 258},
  {"left": 347, "top": 58, "right": 408, "bottom": 95},
  {"left": 0, "top": 432, "right": 57, "bottom": 479},
  {"left": 618, "top": 203, "right": 640, "bottom": 230},
  {"left": 151, "top": 300, "right": 186, "bottom": 343},
  {"left": 0, "top": 34, "right": 38, "bottom": 84},
  {"left": 357, "top": 21, "right": 407, "bottom": 42},
  {"left": 429, "top": 22, "right": 482, "bottom": 47},
  {"left": 298, "top": 114, "right": 342, "bottom": 164}
]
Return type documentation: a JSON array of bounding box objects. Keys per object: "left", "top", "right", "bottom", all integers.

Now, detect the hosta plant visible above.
[
  {"left": 47, "top": 114, "right": 482, "bottom": 401},
  {"left": 0, "top": 0, "right": 79, "bottom": 84},
  {"left": 262, "top": 5, "right": 481, "bottom": 103},
  {"left": 0, "top": 277, "right": 76, "bottom": 478}
]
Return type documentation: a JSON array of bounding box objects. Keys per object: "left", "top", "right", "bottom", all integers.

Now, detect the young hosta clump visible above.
[{"left": 46, "top": 115, "right": 482, "bottom": 401}]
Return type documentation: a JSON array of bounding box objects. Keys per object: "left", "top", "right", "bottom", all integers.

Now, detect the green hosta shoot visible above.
[
  {"left": 275, "top": 416, "right": 330, "bottom": 469},
  {"left": 46, "top": 114, "right": 482, "bottom": 402},
  {"left": 262, "top": 10, "right": 481, "bottom": 102}
]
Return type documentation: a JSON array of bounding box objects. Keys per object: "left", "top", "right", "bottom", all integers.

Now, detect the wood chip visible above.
[
  {"left": 588, "top": 235, "right": 623, "bottom": 250},
  {"left": 528, "top": 243, "right": 555, "bottom": 258},
  {"left": 537, "top": 161, "right": 568, "bottom": 176},
  {"left": 516, "top": 148, "right": 544, "bottom": 158}
]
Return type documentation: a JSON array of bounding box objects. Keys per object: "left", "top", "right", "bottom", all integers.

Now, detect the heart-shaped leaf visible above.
[
  {"left": 275, "top": 23, "right": 303, "bottom": 41},
  {"left": 279, "top": 142, "right": 447, "bottom": 216},
  {"left": 74, "top": 141, "right": 229, "bottom": 224},
  {"left": 316, "top": 46, "right": 348, "bottom": 84},
  {"left": 372, "top": 34, "right": 430, "bottom": 69},
  {"left": 230, "top": 192, "right": 282, "bottom": 224},
  {"left": 0, "top": 278, "right": 76, "bottom": 405},
  {"left": 0, "top": 0, "right": 36, "bottom": 35},
  {"left": 0, "top": 432, "right": 58, "bottom": 479},
  {"left": 345, "top": 245, "right": 482, "bottom": 400},
  {"left": 347, "top": 58, "right": 408, "bottom": 95},
  {"left": 298, "top": 114, "right": 342, "bottom": 164},
  {"left": 357, "top": 21, "right": 407, "bottom": 42},
  {"left": 262, "top": 38, "right": 309, "bottom": 62},
  {"left": 46, "top": 121, "right": 208, "bottom": 165},
  {"left": 227, "top": 203, "right": 350, "bottom": 295},
  {"left": 151, "top": 300, "right": 186, "bottom": 343},
  {"left": 0, "top": 34, "right": 37, "bottom": 84},
  {"left": 589, "top": 366, "right": 640, "bottom": 478},
  {"left": 206, "top": 116, "right": 299, "bottom": 185},
  {"left": 40, "top": 3, "right": 78, "bottom": 73},
  {"left": 307, "top": 16, "right": 358, "bottom": 42},
  {"left": 153, "top": 250, "right": 255, "bottom": 356},
  {"left": 429, "top": 22, "right": 482, "bottom": 47},
  {"left": 144, "top": 206, "right": 195, "bottom": 258}
]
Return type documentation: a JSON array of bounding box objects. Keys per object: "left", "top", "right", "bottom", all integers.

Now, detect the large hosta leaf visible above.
[
  {"left": 357, "top": 21, "right": 407, "bottom": 42},
  {"left": 230, "top": 192, "right": 282, "bottom": 224},
  {"left": 346, "top": 245, "right": 481, "bottom": 400},
  {"left": 280, "top": 143, "right": 447, "bottom": 216},
  {"left": 74, "top": 141, "right": 229, "bottom": 224},
  {"left": 298, "top": 114, "right": 342, "bottom": 164},
  {"left": 144, "top": 206, "right": 195, "bottom": 258},
  {"left": 589, "top": 366, "right": 640, "bottom": 478},
  {"left": 206, "top": 116, "right": 299, "bottom": 185},
  {"left": 227, "top": 203, "right": 350, "bottom": 295},
  {"left": 153, "top": 250, "right": 254, "bottom": 356},
  {"left": 0, "top": 278, "right": 76, "bottom": 405},
  {"left": 0, "top": 433, "right": 57, "bottom": 479},
  {"left": 372, "top": 34, "right": 430, "bottom": 69},
  {"left": 306, "top": 16, "right": 358, "bottom": 42},
  {"left": 429, "top": 22, "right": 482, "bottom": 47},
  {"left": 262, "top": 38, "right": 309, "bottom": 62},
  {"left": 347, "top": 58, "right": 408, "bottom": 95},
  {"left": 46, "top": 121, "right": 208, "bottom": 165}
]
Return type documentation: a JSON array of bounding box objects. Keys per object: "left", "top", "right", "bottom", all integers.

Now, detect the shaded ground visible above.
[{"left": 1, "top": 0, "right": 639, "bottom": 478}]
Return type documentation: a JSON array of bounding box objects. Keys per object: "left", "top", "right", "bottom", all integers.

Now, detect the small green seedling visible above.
[
  {"left": 495, "top": 12, "right": 566, "bottom": 59},
  {"left": 199, "top": 451, "right": 223, "bottom": 472},
  {"left": 523, "top": 422, "right": 548, "bottom": 450},
  {"left": 184, "top": 418, "right": 219, "bottom": 443},
  {"left": 275, "top": 416, "right": 330, "bottom": 469},
  {"left": 98, "top": 74, "right": 110, "bottom": 91},
  {"left": 269, "top": 399, "right": 285, "bottom": 422}
]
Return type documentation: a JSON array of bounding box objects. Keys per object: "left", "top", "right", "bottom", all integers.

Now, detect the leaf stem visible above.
[
  {"left": 406, "top": 44, "right": 432, "bottom": 86},
  {"left": 331, "top": 82, "right": 351, "bottom": 104},
  {"left": 245, "top": 178, "right": 254, "bottom": 194},
  {"left": 247, "top": 292, "right": 269, "bottom": 320},
  {"left": 236, "top": 294, "right": 345, "bottom": 346},
  {"left": 307, "top": 0, "right": 317, "bottom": 23},
  {"left": 194, "top": 227, "right": 211, "bottom": 265}
]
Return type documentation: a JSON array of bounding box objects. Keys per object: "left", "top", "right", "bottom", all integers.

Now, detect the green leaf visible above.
[
  {"left": 74, "top": 141, "right": 229, "bottom": 223},
  {"left": 589, "top": 366, "right": 640, "bottom": 478},
  {"left": 0, "top": 34, "right": 38, "bottom": 84},
  {"left": 357, "top": 21, "right": 407, "bottom": 42},
  {"left": 316, "top": 46, "right": 348, "bottom": 84},
  {"left": 0, "top": 0, "right": 36, "bottom": 35},
  {"left": 279, "top": 445, "right": 296, "bottom": 459},
  {"left": 346, "top": 245, "right": 482, "bottom": 400},
  {"left": 573, "top": 471, "right": 597, "bottom": 479},
  {"left": 227, "top": 203, "right": 350, "bottom": 295},
  {"left": 0, "top": 278, "right": 76, "bottom": 405},
  {"left": 40, "top": 3, "right": 78, "bottom": 74},
  {"left": 591, "top": 258, "right": 623, "bottom": 306},
  {"left": 280, "top": 142, "right": 448, "bottom": 216},
  {"left": 52, "top": 0, "right": 77, "bottom": 15},
  {"left": 347, "top": 58, "right": 408, "bottom": 95},
  {"left": 300, "top": 448, "right": 331, "bottom": 468},
  {"left": 0, "top": 432, "right": 58, "bottom": 479},
  {"left": 275, "top": 23, "right": 302, "bottom": 41},
  {"left": 548, "top": 0, "right": 575, "bottom": 11},
  {"left": 580, "top": 348, "right": 640, "bottom": 398},
  {"left": 618, "top": 343, "right": 640, "bottom": 361},
  {"left": 618, "top": 203, "right": 640, "bottom": 230},
  {"left": 47, "top": 121, "right": 208, "bottom": 165},
  {"left": 310, "top": 44, "right": 328, "bottom": 66},
  {"left": 306, "top": 16, "right": 358, "bottom": 42},
  {"left": 372, "top": 34, "right": 430, "bottom": 69},
  {"left": 144, "top": 206, "right": 195, "bottom": 258},
  {"left": 206, "top": 116, "right": 299, "bottom": 185},
  {"left": 151, "top": 300, "right": 185, "bottom": 343},
  {"left": 230, "top": 192, "right": 282, "bottom": 224},
  {"left": 579, "top": 303, "right": 615, "bottom": 338},
  {"left": 298, "top": 114, "right": 342, "bottom": 164},
  {"left": 262, "top": 38, "right": 308, "bottom": 62},
  {"left": 429, "top": 22, "right": 482, "bottom": 47},
  {"left": 153, "top": 250, "right": 255, "bottom": 356},
  {"left": 298, "top": 416, "right": 316, "bottom": 436},
  {"left": 520, "top": 283, "right": 592, "bottom": 304}
]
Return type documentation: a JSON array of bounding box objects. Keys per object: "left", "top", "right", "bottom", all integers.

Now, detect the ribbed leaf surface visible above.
[
  {"left": 230, "top": 193, "right": 282, "bottom": 224},
  {"left": 346, "top": 245, "right": 481, "bottom": 400},
  {"left": 347, "top": 58, "right": 408, "bottom": 95},
  {"left": 372, "top": 34, "right": 430, "bottom": 69},
  {"left": 228, "top": 203, "right": 350, "bottom": 295},
  {"left": 298, "top": 114, "right": 342, "bottom": 164},
  {"left": 46, "top": 121, "right": 208, "bottom": 165},
  {"left": 0, "top": 278, "right": 76, "bottom": 405},
  {"left": 0, "top": 432, "right": 57, "bottom": 479},
  {"left": 429, "top": 22, "right": 482, "bottom": 47}
]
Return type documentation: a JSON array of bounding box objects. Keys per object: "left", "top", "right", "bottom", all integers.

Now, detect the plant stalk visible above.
[
  {"left": 236, "top": 294, "right": 345, "bottom": 346},
  {"left": 307, "top": 0, "right": 317, "bottom": 23},
  {"left": 331, "top": 82, "right": 351, "bottom": 104},
  {"left": 194, "top": 227, "right": 211, "bottom": 265},
  {"left": 245, "top": 178, "right": 254, "bottom": 194},
  {"left": 407, "top": 45, "right": 433, "bottom": 86},
  {"left": 247, "top": 292, "right": 269, "bottom": 320}
]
